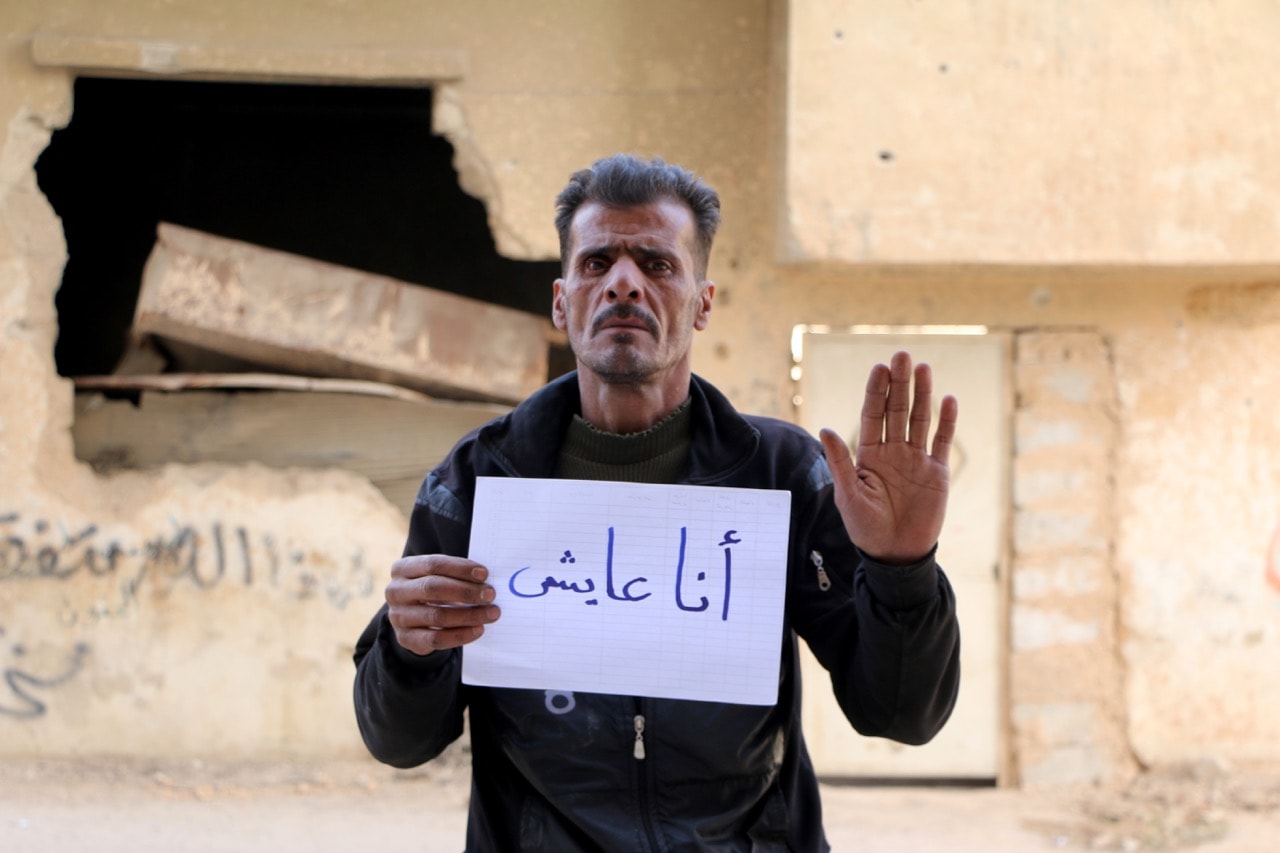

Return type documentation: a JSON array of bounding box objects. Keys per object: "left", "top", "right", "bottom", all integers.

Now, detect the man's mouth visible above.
[{"left": 592, "top": 307, "right": 659, "bottom": 337}]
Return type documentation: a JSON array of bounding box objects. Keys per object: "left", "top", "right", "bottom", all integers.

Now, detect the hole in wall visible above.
[{"left": 35, "top": 76, "right": 565, "bottom": 379}]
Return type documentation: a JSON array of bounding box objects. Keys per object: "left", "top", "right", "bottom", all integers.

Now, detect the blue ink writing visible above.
[
  {"left": 718, "top": 530, "right": 739, "bottom": 622},
  {"left": 509, "top": 566, "right": 597, "bottom": 599},
  {"left": 673, "top": 527, "right": 709, "bottom": 613},
  {"left": 504, "top": 526, "right": 740, "bottom": 615},
  {"left": 605, "top": 527, "right": 651, "bottom": 603}
]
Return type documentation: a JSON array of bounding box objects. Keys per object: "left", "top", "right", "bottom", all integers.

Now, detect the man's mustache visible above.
[{"left": 590, "top": 305, "right": 660, "bottom": 337}]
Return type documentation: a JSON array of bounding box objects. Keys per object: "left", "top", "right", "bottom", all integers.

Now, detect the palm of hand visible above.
[
  {"left": 833, "top": 440, "right": 951, "bottom": 563},
  {"left": 818, "top": 352, "right": 959, "bottom": 565}
]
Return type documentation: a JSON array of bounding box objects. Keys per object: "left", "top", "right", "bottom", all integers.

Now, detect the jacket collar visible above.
[{"left": 475, "top": 371, "right": 759, "bottom": 484}]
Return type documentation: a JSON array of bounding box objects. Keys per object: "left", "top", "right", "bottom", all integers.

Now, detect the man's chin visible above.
[{"left": 581, "top": 353, "right": 656, "bottom": 386}]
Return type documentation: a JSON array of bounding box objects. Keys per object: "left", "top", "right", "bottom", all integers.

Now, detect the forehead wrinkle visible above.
[
  {"left": 573, "top": 241, "right": 673, "bottom": 262},
  {"left": 568, "top": 200, "right": 698, "bottom": 268}
]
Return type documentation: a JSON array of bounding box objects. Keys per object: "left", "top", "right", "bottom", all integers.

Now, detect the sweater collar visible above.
[{"left": 476, "top": 371, "right": 758, "bottom": 483}]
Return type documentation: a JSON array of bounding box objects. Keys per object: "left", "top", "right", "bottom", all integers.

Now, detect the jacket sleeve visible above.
[
  {"left": 791, "top": 475, "right": 961, "bottom": 746},
  {"left": 351, "top": 473, "right": 470, "bottom": 768}
]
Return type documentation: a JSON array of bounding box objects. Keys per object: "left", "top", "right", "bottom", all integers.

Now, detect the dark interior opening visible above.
[{"left": 35, "top": 76, "right": 564, "bottom": 379}]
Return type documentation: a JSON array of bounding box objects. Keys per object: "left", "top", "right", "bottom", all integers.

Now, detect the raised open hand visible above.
[{"left": 818, "top": 350, "right": 958, "bottom": 564}]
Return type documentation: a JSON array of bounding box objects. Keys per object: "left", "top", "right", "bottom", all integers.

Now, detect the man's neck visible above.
[{"left": 576, "top": 370, "right": 692, "bottom": 434}]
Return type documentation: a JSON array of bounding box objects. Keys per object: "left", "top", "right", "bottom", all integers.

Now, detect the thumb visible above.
[{"left": 819, "top": 428, "right": 854, "bottom": 474}]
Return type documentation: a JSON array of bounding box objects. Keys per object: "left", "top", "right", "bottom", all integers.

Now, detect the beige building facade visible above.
[{"left": 2, "top": 1, "right": 1278, "bottom": 789}]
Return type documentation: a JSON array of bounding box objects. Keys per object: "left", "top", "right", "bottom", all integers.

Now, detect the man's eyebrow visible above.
[
  {"left": 576, "top": 243, "right": 615, "bottom": 260},
  {"left": 574, "top": 244, "right": 674, "bottom": 261}
]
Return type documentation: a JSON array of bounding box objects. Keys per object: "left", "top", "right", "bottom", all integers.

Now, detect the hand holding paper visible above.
[{"left": 385, "top": 554, "right": 501, "bottom": 655}]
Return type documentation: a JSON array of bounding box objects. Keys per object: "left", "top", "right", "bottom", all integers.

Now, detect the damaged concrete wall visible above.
[
  {"left": 2, "top": 0, "right": 1278, "bottom": 789},
  {"left": 783, "top": 1, "right": 1280, "bottom": 264},
  {"left": 1, "top": 10, "right": 411, "bottom": 749},
  {"left": 771, "top": 1, "right": 1280, "bottom": 786},
  {"left": 0, "top": 0, "right": 775, "bottom": 760}
]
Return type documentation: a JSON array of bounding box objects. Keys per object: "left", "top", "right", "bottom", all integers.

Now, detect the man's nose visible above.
[{"left": 605, "top": 258, "right": 644, "bottom": 301}]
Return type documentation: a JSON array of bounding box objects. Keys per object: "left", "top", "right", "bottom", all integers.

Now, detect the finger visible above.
[
  {"left": 858, "top": 362, "right": 890, "bottom": 447},
  {"left": 390, "top": 601, "right": 501, "bottom": 632},
  {"left": 392, "top": 554, "right": 488, "bottom": 583},
  {"left": 387, "top": 573, "right": 495, "bottom": 608},
  {"left": 907, "top": 361, "right": 934, "bottom": 450},
  {"left": 929, "top": 394, "right": 959, "bottom": 467},
  {"left": 395, "top": 622, "right": 495, "bottom": 655},
  {"left": 883, "top": 351, "right": 913, "bottom": 443}
]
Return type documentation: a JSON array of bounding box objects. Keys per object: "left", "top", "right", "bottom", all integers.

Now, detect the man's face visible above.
[{"left": 553, "top": 198, "right": 713, "bottom": 386}]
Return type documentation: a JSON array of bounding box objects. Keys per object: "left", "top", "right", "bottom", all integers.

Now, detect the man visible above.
[{"left": 353, "top": 154, "right": 961, "bottom": 851}]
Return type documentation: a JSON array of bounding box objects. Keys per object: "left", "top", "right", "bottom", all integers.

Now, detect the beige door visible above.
[{"left": 795, "top": 329, "right": 1007, "bottom": 780}]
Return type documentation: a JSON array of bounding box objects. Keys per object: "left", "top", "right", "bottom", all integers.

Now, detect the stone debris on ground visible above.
[{"left": 1024, "top": 761, "right": 1280, "bottom": 851}]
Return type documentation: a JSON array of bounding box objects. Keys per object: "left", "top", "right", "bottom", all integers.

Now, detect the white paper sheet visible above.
[{"left": 462, "top": 477, "right": 792, "bottom": 705}]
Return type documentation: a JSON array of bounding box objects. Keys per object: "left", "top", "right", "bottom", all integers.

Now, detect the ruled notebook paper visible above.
[{"left": 462, "top": 477, "right": 791, "bottom": 705}]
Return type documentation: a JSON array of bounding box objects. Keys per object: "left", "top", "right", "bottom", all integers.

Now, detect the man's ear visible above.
[
  {"left": 693, "top": 281, "right": 714, "bottom": 331},
  {"left": 552, "top": 278, "right": 567, "bottom": 331}
]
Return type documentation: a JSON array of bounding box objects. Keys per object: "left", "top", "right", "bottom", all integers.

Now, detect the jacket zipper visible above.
[
  {"left": 633, "top": 702, "right": 662, "bottom": 851},
  {"left": 633, "top": 713, "right": 647, "bottom": 759},
  {"left": 810, "top": 550, "right": 832, "bottom": 591}
]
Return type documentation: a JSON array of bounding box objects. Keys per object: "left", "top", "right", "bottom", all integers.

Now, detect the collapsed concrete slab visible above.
[
  {"left": 72, "top": 374, "right": 509, "bottom": 514},
  {"left": 134, "top": 223, "right": 552, "bottom": 404}
]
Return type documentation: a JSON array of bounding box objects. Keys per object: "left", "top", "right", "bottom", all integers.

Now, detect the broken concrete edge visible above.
[
  {"left": 129, "top": 315, "right": 533, "bottom": 406},
  {"left": 72, "top": 372, "right": 449, "bottom": 405},
  {"left": 430, "top": 82, "right": 534, "bottom": 261},
  {"left": 133, "top": 222, "right": 551, "bottom": 404}
]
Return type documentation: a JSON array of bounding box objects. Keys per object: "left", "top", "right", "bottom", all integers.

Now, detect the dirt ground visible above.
[{"left": 0, "top": 754, "right": 1276, "bottom": 852}]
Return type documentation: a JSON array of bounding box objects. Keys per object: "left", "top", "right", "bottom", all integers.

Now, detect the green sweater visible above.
[{"left": 555, "top": 397, "right": 692, "bottom": 484}]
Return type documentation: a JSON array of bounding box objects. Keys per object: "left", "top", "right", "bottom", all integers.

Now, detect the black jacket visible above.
[{"left": 353, "top": 372, "right": 960, "bottom": 852}]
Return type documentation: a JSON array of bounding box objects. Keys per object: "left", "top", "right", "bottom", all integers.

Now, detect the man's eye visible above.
[
  {"left": 649, "top": 260, "right": 671, "bottom": 272},
  {"left": 584, "top": 259, "right": 607, "bottom": 272}
]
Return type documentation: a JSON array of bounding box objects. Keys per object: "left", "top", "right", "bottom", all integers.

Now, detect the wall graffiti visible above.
[
  {"left": 0, "top": 510, "right": 376, "bottom": 622},
  {"left": 0, "top": 625, "right": 89, "bottom": 718}
]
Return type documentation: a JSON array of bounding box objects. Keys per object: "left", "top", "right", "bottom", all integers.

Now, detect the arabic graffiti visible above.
[
  {"left": 508, "top": 526, "right": 743, "bottom": 621},
  {"left": 0, "top": 625, "right": 89, "bottom": 718},
  {"left": 0, "top": 511, "right": 375, "bottom": 620}
]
